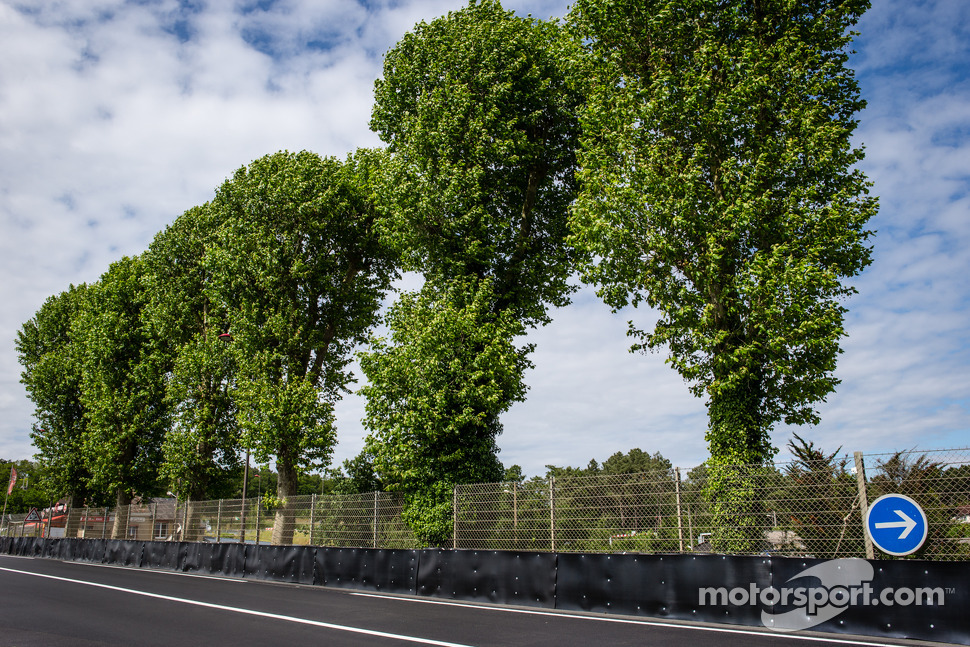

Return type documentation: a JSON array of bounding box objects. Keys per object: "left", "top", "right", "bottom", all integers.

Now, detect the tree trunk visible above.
[
  {"left": 111, "top": 489, "right": 132, "bottom": 540},
  {"left": 271, "top": 455, "right": 298, "bottom": 545},
  {"left": 704, "top": 375, "right": 771, "bottom": 553}
]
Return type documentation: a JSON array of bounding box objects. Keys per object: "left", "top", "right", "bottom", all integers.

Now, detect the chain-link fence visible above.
[
  {"left": 454, "top": 447, "right": 970, "bottom": 560},
  {"left": 3, "top": 447, "right": 968, "bottom": 559},
  {"left": 0, "top": 492, "right": 420, "bottom": 549}
]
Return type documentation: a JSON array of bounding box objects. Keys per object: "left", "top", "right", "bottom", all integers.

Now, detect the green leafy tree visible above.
[
  {"left": 73, "top": 256, "right": 169, "bottom": 537},
  {"left": 360, "top": 279, "right": 531, "bottom": 545},
  {"left": 602, "top": 449, "right": 671, "bottom": 476},
  {"left": 569, "top": 0, "right": 877, "bottom": 550},
  {"left": 0, "top": 460, "right": 53, "bottom": 518},
  {"left": 206, "top": 149, "right": 396, "bottom": 545},
  {"left": 144, "top": 204, "right": 241, "bottom": 503},
  {"left": 777, "top": 433, "right": 860, "bottom": 557},
  {"left": 338, "top": 451, "right": 384, "bottom": 495},
  {"left": 366, "top": 0, "right": 582, "bottom": 542},
  {"left": 16, "top": 285, "right": 98, "bottom": 505},
  {"left": 371, "top": 0, "right": 583, "bottom": 326}
]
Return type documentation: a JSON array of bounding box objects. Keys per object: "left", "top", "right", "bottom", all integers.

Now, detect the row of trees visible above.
[{"left": 18, "top": 0, "right": 876, "bottom": 547}]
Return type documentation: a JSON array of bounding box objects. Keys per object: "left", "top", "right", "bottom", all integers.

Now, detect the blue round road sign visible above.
[{"left": 865, "top": 493, "right": 928, "bottom": 556}]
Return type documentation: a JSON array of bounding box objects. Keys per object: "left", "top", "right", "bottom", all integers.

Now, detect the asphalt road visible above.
[{"left": 0, "top": 555, "right": 945, "bottom": 647}]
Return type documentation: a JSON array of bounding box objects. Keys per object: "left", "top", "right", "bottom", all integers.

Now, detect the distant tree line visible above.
[{"left": 17, "top": 0, "right": 876, "bottom": 547}]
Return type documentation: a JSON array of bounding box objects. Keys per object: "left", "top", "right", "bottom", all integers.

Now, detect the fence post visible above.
[
  {"left": 216, "top": 500, "right": 222, "bottom": 543},
  {"left": 372, "top": 491, "right": 378, "bottom": 549},
  {"left": 255, "top": 498, "right": 260, "bottom": 546},
  {"left": 854, "top": 451, "right": 874, "bottom": 559},
  {"left": 549, "top": 476, "right": 556, "bottom": 552},
  {"left": 309, "top": 494, "right": 316, "bottom": 547},
  {"left": 675, "top": 467, "right": 684, "bottom": 552},
  {"left": 452, "top": 486, "right": 458, "bottom": 550}
]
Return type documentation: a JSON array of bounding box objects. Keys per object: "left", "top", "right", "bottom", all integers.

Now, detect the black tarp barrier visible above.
[
  {"left": 0, "top": 537, "right": 11, "bottom": 554},
  {"left": 317, "top": 547, "right": 419, "bottom": 595},
  {"left": 554, "top": 553, "right": 970, "bottom": 645},
  {"left": 182, "top": 542, "right": 247, "bottom": 578},
  {"left": 416, "top": 549, "right": 557, "bottom": 609},
  {"left": 556, "top": 553, "right": 768, "bottom": 626},
  {"left": 8, "top": 538, "right": 25, "bottom": 556},
  {"left": 46, "top": 538, "right": 76, "bottom": 561},
  {"left": 73, "top": 538, "right": 107, "bottom": 563},
  {"left": 104, "top": 539, "right": 144, "bottom": 567},
  {"left": 765, "top": 556, "right": 969, "bottom": 645},
  {"left": 141, "top": 540, "right": 184, "bottom": 570},
  {"left": 244, "top": 544, "right": 314, "bottom": 585},
  {"left": 15, "top": 537, "right": 45, "bottom": 558},
  {"left": 7, "top": 538, "right": 968, "bottom": 645}
]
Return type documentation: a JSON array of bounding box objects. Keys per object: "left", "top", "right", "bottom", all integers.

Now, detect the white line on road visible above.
[
  {"left": 0, "top": 566, "right": 475, "bottom": 647},
  {"left": 349, "top": 591, "right": 911, "bottom": 647}
]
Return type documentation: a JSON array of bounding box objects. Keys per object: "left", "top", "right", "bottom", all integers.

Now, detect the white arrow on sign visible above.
[{"left": 874, "top": 509, "right": 917, "bottom": 539}]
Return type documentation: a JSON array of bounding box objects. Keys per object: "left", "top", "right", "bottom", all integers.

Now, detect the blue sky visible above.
[{"left": 1, "top": 0, "right": 967, "bottom": 478}]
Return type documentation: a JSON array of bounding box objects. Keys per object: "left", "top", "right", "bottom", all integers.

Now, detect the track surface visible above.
[{"left": 0, "top": 555, "right": 941, "bottom": 647}]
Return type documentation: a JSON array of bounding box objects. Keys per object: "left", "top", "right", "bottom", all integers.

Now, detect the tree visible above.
[
  {"left": 371, "top": 0, "right": 582, "bottom": 324},
  {"left": 569, "top": 0, "right": 877, "bottom": 550},
  {"left": 16, "top": 284, "right": 97, "bottom": 505},
  {"left": 206, "top": 149, "right": 396, "bottom": 545},
  {"left": 778, "top": 433, "right": 860, "bottom": 558},
  {"left": 143, "top": 204, "right": 241, "bottom": 503},
  {"left": 366, "top": 0, "right": 583, "bottom": 541},
  {"left": 73, "top": 256, "right": 169, "bottom": 537},
  {"left": 360, "top": 278, "right": 531, "bottom": 545},
  {"left": 0, "top": 459, "right": 53, "bottom": 516},
  {"left": 602, "top": 449, "right": 671, "bottom": 476}
]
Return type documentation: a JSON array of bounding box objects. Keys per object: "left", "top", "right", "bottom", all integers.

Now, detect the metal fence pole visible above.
[
  {"left": 216, "top": 499, "right": 222, "bottom": 543},
  {"left": 101, "top": 507, "right": 108, "bottom": 539},
  {"left": 452, "top": 486, "right": 458, "bottom": 550},
  {"left": 309, "top": 494, "right": 317, "bottom": 546},
  {"left": 372, "top": 491, "right": 378, "bottom": 549},
  {"left": 674, "top": 467, "right": 684, "bottom": 553},
  {"left": 686, "top": 501, "right": 693, "bottom": 549},
  {"left": 854, "top": 451, "right": 874, "bottom": 559},
  {"left": 549, "top": 476, "right": 556, "bottom": 552}
]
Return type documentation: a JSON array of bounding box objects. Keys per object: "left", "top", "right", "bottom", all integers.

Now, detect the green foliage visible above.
[
  {"left": 0, "top": 460, "right": 54, "bottom": 514},
  {"left": 401, "top": 481, "right": 454, "bottom": 547},
  {"left": 144, "top": 204, "right": 241, "bottom": 501},
  {"left": 338, "top": 452, "right": 384, "bottom": 495},
  {"left": 569, "top": 0, "right": 876, "bottom": 459},
  {"left": 371, "top": 0, "right": 584, "bottom": 326},
  {"left": 205, "top": 149, "right": 397, "bottom": 543},
  {"left": 569, "top": 0, "right": 877, "bottom": 541},
  {"left": 776, "top": 433, "right": 861, "bottom": 558},
  {"left": 602, "top": 449, "right": 672, "bottom": 476},
  {"left": 73, "top": 256, "right": 169, "bottom": 517},
  {"left": 361, "top": 278, "right": 531, "bottom": 493},
  {"left": 368, "top": 0, "right": 582, "bottom": 543},
  {"left": 16, "top": 285, "right": 97, "bottom": 504}
]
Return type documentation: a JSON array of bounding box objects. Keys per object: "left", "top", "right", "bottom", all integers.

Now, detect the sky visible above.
[{"left": 1, "top": 0, "right": 968, "bottom": 480}]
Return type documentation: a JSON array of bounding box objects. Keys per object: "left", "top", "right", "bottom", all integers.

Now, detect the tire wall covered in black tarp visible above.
[{"left": 4, "top": 539, "right": 967, "bottom": 645}]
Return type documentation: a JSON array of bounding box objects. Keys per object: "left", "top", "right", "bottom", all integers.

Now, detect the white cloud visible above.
[{"left": 1, "top": 0, "right": 968, "bottom": 480}]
